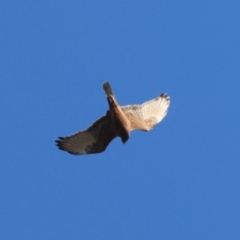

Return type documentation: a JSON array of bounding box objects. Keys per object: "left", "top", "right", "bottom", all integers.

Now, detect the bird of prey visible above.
[{"left": 55, "top": 82, "right": 170, "bottom": 155}]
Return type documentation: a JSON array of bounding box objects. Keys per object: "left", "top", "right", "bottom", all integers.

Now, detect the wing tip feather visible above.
[
  {"left": 160, "top": 93, "right": 170, "bottom": 101},
  {"left": 55, "top": 137, "right": 84, "bottom": 155}
]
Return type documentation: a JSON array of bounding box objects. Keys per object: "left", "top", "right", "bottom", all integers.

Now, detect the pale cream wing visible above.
[
  {"left": 121, "top": 93, "right": 170, "bottom": 131},
  {"left": 55, "top": 116, "right": 117, "bottom": 155}
]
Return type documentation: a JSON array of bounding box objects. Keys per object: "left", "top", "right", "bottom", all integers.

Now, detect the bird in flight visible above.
[{"left": 55, "top": 82, "right": 170, "bottom": 155}]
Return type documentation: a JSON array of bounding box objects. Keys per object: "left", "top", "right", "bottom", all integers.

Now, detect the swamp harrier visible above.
[{"left": 55, "top": 82, "right": 170, "bottom": 155}]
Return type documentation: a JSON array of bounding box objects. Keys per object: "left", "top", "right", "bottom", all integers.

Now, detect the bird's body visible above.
[
  {"left": 56, "top": 82, "right": 170, "bottom": 155},
  {"left": 104, "top": 82, "right": 130, "bottom": 143}
]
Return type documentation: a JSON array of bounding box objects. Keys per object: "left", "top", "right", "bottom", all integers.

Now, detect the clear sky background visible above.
[{"left": 1, "top": 1, "right": 240, "bottom": 239}]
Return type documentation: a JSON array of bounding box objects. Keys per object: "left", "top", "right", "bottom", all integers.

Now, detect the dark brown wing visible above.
[{"left": 55, "top": 116, "right": 117, "bottom": 155}]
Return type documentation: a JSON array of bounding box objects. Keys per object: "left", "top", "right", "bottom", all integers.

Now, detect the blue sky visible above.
[{"left": 1, "top": 1, "right": 240, "bottom": 239}]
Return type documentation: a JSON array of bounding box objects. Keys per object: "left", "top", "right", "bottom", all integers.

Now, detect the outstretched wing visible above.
[
  {"left": 55, "top": 116, "right": 117, "bottom": 155},
  {"left": 121, "top": 93, "right": 170, "bottom": 131}
]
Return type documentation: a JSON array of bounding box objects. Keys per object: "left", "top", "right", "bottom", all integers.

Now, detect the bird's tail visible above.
[
  {"left": 103, "top": 82, "right": 114, "bottom": 97},
  {"left": 103, "top": 82, "right": 119, "bottom": 108}
]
